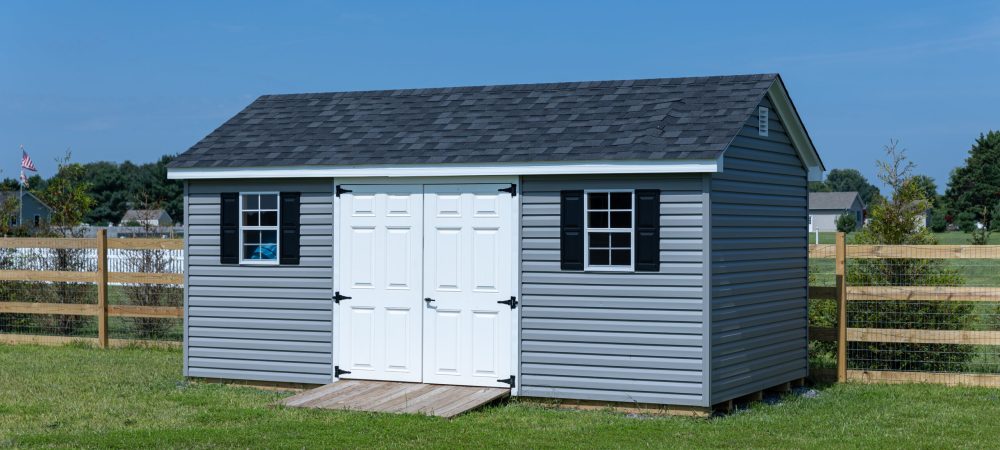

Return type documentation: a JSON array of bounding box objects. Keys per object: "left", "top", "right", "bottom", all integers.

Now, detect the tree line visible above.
[
  {"left": 1, "top": 154, "right": 182, "bottom": 228},
  {"left": 810, "top": 130, "right": 1000, "bottom": 242}
]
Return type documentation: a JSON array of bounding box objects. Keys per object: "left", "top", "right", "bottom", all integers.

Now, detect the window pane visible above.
[
  {"left": 610, "top": 211, "right": 631, "bottom": 228},
  {"left": 588, "top": 212, "right": 608, "bottom": 228},
  {"left": 261, "top": 230, "right": 277, "bottom": 244},
  {"left": 243, "top": 194, "right": 259, "bottom": 210},
  {"left": 243, "top": 230, "right": 260, "bottom": 244},
  {"left": 589, "top": 249, "right": 609, "bottom": 265},
  {"left": 610, "top": 232, "right": 630, "bottom": 248},
  {"left": 243, "top": 212, "right": 260, "bottom": 227},
  {"left": 587, "top": 192, "right": 608, "bottom": 210},
  {"left": 610, "top": 192, "right": 632, "bottom": 209},
  {"left": 610, "top": 249, "right": 631, "bottom": 266},
  {"left": 589, "top": 232, "right": 609, "bottom": 248},
  {"left": 260, "top": 211, "right": 278, "bottom": 227},
  {"left": 245, "top": 244, "right": 277, "bottom": 260},
  {"left": 260, "top": 194, "right": 278, "bottom": 210}
]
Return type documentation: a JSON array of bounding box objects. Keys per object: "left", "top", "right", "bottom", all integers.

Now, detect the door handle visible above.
[{"left": 424, "top": 297, "right": 436, "bottom": 304}]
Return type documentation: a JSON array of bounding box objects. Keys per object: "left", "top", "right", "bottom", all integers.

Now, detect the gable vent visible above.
[{"left": 758, "top": 106, "right": 769, "bottom": 136}]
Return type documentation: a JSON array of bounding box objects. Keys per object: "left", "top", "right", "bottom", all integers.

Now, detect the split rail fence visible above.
[
  {"left": 810, "top": 232, "right": 1000, "bottom": 387},
  {"left": 0, "top": 230, "right": 183, "bottom": 348}
]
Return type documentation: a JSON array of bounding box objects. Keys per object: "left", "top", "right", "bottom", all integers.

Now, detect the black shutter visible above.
[
  {"left": 279, "top": 192, "right": 301, "bottom": 265},
  {"left": 560, "top": 190, "right": 585, "bottom": 270},
  {"left": 220, "top": 193, "right": 239, "bottom": 264},
  {"left": 635, "top": 189, "right": 660, "bottom": 272}
]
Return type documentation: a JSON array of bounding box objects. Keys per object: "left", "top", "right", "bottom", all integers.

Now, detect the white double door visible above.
[{"left": 337, "top": 183, "right": 513, "bottom": 387}]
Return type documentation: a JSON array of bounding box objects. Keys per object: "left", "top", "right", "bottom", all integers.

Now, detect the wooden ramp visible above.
[{"left": 278, "top": 380, "right": 510, "bottom": 418}]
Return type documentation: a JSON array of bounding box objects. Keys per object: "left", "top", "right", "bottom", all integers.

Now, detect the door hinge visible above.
[
  {"left": 335, "top": 185, "right": 353, "bottom": 197},
  {"left": 497, "top": 375, "right": 515, "bottom": 388},
  {"left": 497, "top": 296, "right": 518, "bottom": 309},
  {"left": 335, "top": 366, "right": 351, "bottom": 378},
  {"left": 333, "top": 291, "right": 352, "bottom": 304},
  {"left": 499, "top": 183, "right": 517, "bottom": 197}
]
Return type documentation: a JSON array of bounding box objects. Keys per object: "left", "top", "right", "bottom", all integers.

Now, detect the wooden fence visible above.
[
  {"left": 810, "top": 232, "right": 1000, "bottom": 387},
  {"left": 0, "top": 230, "right": 183, "bottom": 349}
]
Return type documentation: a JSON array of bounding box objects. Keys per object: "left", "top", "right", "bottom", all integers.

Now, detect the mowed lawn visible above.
[{"left": 2, "top": 346, "right": 1000, "bottom": 448}]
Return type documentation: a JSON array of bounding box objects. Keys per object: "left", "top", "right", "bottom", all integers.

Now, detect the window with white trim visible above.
[
  {"left": 584, "top": 190, "right": 634, "bottom": 271},
  {"left": 240, "top": 193, "right": 279, "bottom": 263}
]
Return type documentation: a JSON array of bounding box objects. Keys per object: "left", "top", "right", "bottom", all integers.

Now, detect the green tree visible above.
[
  {"left": 910, "top": 175, "right": 939, "bottom": 207},
  {"left": 835, "top": 212, "right": 857, "bottom": 233},
  {"left": 849, "top": 140, "right": 969, "bottom": 372},
  {"left": 37, "top": 153, "right": 95, "bottom": 236},
  {"left": 808, "top": 181, "right": 832, "bottom": 192},
  {"left": 945, "top": 130, "right": 1000, "bottom": 227},
  {"left": 816, "top": 168, "right": 882, "bottom": 205}
]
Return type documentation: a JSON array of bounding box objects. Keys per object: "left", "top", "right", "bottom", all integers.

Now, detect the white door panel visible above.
[
  {"left": 422, "top": 184, "right": 512, "bottom": 387},
  {"left": 337, "top": 185, "right": 423, "bottom": 382}
]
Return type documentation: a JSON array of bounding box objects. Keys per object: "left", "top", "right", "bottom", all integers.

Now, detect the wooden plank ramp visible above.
[{"left": 278, "top": 380, "right": 510, "bottom": 418}]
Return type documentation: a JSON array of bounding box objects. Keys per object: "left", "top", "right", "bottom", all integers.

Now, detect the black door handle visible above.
[{"left": 424, "top": 297, "right": 436, "bottom": 304}]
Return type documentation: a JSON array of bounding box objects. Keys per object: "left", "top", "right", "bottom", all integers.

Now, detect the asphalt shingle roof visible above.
[
  {"left": 809, "top": 192, "right": 863, "bottom": 210},
  {"left": 170, "top": 74, "right": 778, "bottom": 169}
]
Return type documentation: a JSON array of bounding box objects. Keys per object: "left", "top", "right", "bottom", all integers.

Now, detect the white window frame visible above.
[
  {"left": 583, "top": 189, "right": 635, "bottom": 272},
  {"left": 238, "top": 192, "right": 280, "bottom": 265}
]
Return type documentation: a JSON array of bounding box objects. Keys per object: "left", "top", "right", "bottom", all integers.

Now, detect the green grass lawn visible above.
[{"left": 2, "top": 346, "right": 1000, "bottom": 448}]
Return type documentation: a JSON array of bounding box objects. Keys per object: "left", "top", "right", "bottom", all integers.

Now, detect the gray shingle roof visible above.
[
  {"left": 170, "top": 74, "right": 778, "bottom": 169},
  {"left": 809, "top": 192, "right": 863, "bottom": 210}
]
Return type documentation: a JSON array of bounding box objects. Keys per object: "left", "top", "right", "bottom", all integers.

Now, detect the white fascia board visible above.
[
  {"left": 767, "top": 80, "right": 826, "bottom": 182},
  {"left": 167, "top": 159, "right": 721, "bottom": 180}
]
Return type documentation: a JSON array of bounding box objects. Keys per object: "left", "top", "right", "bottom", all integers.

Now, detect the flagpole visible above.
[{"left": 19, "top": 177, "right": 23, "bottom": 227}]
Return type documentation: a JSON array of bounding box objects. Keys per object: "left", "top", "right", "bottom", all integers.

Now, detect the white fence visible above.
[{"left": 0, "top": 248, "right": 184, "bottom": 274}]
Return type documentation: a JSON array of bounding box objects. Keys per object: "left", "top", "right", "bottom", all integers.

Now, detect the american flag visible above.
[
  {"left": 19, "top": 170, "right": 28, "bottom": 188},
  {"left": 21, "top": 147, "right": 37, "bottom": 172}
]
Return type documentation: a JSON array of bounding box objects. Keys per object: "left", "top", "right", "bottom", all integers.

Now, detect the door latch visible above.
[{"left": 424, "top": 297, "right": 436, "bottom": 304}]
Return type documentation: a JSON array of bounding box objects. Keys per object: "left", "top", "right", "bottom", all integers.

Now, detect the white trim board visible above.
[{"left": 167, "top": 159, "right": 721, "bottom": 180}]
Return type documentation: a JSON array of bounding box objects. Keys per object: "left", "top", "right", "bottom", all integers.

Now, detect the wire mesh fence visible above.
[
  {"left": 0, "top": 234, "right": 183, "bottom": 346},
  {"left": 810, "top": 238, "right": 1000, "bottom": 386}
]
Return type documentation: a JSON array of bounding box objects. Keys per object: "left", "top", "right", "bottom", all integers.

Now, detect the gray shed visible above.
[{"left": 167, "top": 73, "right": 824, "bottom": 410}]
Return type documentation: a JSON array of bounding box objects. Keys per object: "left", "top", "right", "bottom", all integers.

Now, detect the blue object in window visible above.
[{"left": 250, "top": 244, "right": 277, "bottom": 260}]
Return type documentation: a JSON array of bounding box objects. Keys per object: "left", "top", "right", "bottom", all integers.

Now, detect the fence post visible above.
[
  {"left": 97, "top": 229, "right": 109, "bottom": 348},
  {"left": 836, "top": 231, "right": 847, "bottom": 382}
]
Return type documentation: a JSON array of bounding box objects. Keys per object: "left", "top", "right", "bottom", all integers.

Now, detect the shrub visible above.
[
  {"left": 847, "top": 141, "right": 972, "bottom": 372},
  {"left": 929, "top": 213, "right": 948, "bottom": 232},
  {"left": 836, "top": 212, "right": 857, "bottom": 233}
]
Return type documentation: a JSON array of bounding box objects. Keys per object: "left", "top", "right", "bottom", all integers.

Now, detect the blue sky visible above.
[{"left": 2, "top": 1, "right": 998, "bottom": 192}]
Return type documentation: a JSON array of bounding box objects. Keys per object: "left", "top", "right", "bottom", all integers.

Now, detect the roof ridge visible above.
[{"left": 257, "top": 73, "right": 779, "bottom": 100}]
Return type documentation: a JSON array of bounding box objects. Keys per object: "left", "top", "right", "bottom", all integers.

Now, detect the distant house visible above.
[
  {"left": 809, "top": 192, "right": 865, "bottom": 232},
  {"left": 120, "top": 209, "right": 173, "bottom": 227},
  {"left": 1, "top": 191, "right": 53, "bottom": 228}
]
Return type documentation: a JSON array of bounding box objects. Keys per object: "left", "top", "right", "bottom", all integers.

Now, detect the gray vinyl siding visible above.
[
  {"left": 709, "top": 94, "right": 809, "bottom": 404},
  {"left": 519, "top": 175, "right": 709, "bottom": 407},
  {"left": 184, "top": 179, "right": 334, "bottom": 384}
]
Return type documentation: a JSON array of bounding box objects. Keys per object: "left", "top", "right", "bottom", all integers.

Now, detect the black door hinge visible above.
[
  {"left": 497, "top": 375, "right": 515, "bottom": 388},
  {"left": 497, "top": 296, "right": 518, "bottom": 309},
  {"left": 499, "top": 184, "right": 517, "bottom": 197},
  {"left": 333, "top": 291, "right": 352, "bottom": 304},
  {"left": 335, "top": 366, "right": 351, "bottom": 378},
  {"left": 336, "top": 185, "right": 353, "bottom": 197}
]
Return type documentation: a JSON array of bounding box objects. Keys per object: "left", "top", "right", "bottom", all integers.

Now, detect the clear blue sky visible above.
[{"left": 3, "top": 1, "right": 998, "bottom": 192}]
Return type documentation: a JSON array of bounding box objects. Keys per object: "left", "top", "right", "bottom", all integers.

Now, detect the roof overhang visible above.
[
  {"left": 767, "top": 77, "right": 825, "bottom": 182},
  {"left": 167, "top": 158, "right": 721, "bottom": 180}
]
